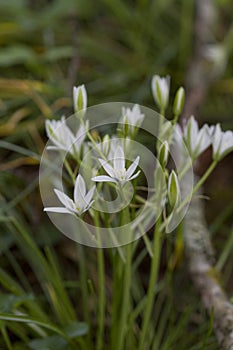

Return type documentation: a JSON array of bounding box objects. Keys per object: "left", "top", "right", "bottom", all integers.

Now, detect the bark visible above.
[
  {"left": 183, "top": 180, "right": 233, "bottom": 350},
  {"left": 180, "top": 1, "right": 233, "bottom": 349}
]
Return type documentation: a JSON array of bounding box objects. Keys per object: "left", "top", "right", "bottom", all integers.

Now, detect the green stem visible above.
[
  {"left": 1, "top": 325, "right": 13, "bottom": 350},
  {"left": 110, "top": 251, "right": 121, "bottom": 348},
  {"left": 117, "top": 242, "right": 132, "bottom": 350},
  {"left": 116, "top": 206, "right": 132, "bottom": 350},
  {"left": 94, "top": 212, "right": 106, "bottom": 350},
  {"left": 138, "top": 216, "right": 162, "bottom": 350},
  {"left": 63, "top": 157, "right": 75, "bottom": 184},
  {"left": 77, "top": 245, "right": 92, "bottom": 349}
]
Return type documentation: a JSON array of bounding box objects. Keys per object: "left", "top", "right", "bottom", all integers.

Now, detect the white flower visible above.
[
  {"left": 92, "top": 145, "right": 140, "bottom": 185},
  {"left": 73, "top": 84, "right": 87, "bottom": 116},
  {"left": 183, "top": 116, "right": 211, "bottom": 159},
  {"left": 120, "top": 104, "right": 144, "bottom": 135},
  {"left": 212, "top": 124, "right": 233, "bottom": 161},
  {"left": 45, "top": 117, "right": 88, "bottom": 157},
  {"left": 44, "top": 174, "right": 95, "bottom": 216},
  {"left": 151, "top": 75, "right": 170, "bottom": 111}
]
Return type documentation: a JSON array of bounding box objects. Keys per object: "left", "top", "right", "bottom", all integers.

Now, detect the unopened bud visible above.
[
  {"left": 151, "top": 75, "right": 170, "bottom": 112},
  {"left": 168, "top": 170, "right": 180, "bottom": 208},
  {"left": 73, "top": 84, "right": 87, "bottom": 116},
  {"left": 173, "top": 87, "right": 185, "bottom": 117},
  {"left": 158, "top": 141, "right": 169, "bottom": 169}
]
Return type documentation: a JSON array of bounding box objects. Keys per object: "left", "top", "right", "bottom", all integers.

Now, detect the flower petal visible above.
[
  {"left": 128, "top": 170, "right": 141, "bottom": 181},
  {"left": 126, "top": 156, "right": 140, "bottom": 179},
  {"left": 74, "top": 174, "right": 86, "bottom": 203},
  {"left": 99, "top": 158, "right": 115, "bottom": 178},
  {"left": 54, "top": 189, "right": 74, "bottom": 210},
  {"left": 84, "top": 185, "right": 96, "bottom": 206},
  {"left": 91, "top": 175, "right": 117, "bottom": 183},
  {"left": 114, "top": 146, "right": 125, "bottom": 172},
  {"left": 44, "top": 207, "right": 73, "bottom": 214}
]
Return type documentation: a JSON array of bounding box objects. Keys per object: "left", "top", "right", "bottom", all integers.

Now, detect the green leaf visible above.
[
  {"left": 64, "top": 321, "right": 89, "bottom": 338},
  {"left": 28, "top": 321, "right": 89, "bottom": 350},
  {"left": 0, "top": 313, "right": 67, "bottom": 338},
  {"left": 29, "top": 335, "right": 67, "bottom": 350},
  {"left": 0, "top": 294, "right": 34, "bottom": 313}
]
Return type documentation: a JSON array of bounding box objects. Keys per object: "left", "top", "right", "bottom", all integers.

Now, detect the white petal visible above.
[
  {"left": 198, "top": 125, "right": 211, "bottom": 154},
  {"left": 212, "top": 124, "right": 222, "bottom": 154},
  {"left": 54, "top": 189, "right": 74, "bottom": 210},
  {"left": 151, "top": 75, "right": 159, "bottom": 102},
  {"left": 74, "top": 174, "right": 86, "bottom": 202},
  {"left": 189, "top": 116, "right": 198, "bottom": 152},
  {"left": 114, "top": 146, "right": 125, "bottom": 172},
  {"left": 74, "top": 175, "right": 88, "bottom": 210},
  {"left": 91, "top": 175, "right": 117, "bottom": 183},
  {"left": 45, "top": 120, "right": 63, "bottom": 149},
  {"left": 126, "top": 156, "right": 140, "bottom": 179},
  {"left": 44, "top": 207, "right": 73, "bottom": 214},
  {"left": 46, "top": 146, "right": 63, "bottom": 151},
  {"left": 99, "top": 158, "right": 115, "bottom": 178},
  {"left": 84, "top": 186, "right": 96, "bottom": 206},
  {"left": 219, "top": 130, "right": 233, "bottom": 158},
  {"left": 128, "top": 170, "right": 141, "bottom": 181}
]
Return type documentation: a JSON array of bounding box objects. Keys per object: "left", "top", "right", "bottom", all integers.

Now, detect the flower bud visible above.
[
  {"left": 158, "top": 141, "right": 169, "bottom": 169},
  {"left": 173, "top": 87, "right": 185, "bottom": 117},
  {"left": 168, "top": 170, "right": 180, "bottom": 208},
  {"left": 151, "top": 75, "right": 170, "bottom": 112},
  {"left": 102, "top": 134, "right": 111, "bottom": 155},
  {"left": 73, "top": 84, "right": 87, "bottom": 116}
]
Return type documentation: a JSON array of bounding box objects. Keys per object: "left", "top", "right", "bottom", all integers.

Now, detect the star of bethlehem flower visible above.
[
  {"left": 45, "top": 116, "right": 88, "bottom": 157},
  {"left": 120, "top": 104, "right": 144, "bottom": 135},
  {"left": 212, "top": 124, "right": 233, "bottom": 161},
  {"left": 91, "top": 145, "right": 140, "bottom": 185},
  {"left": 44, "top": 174, "right": 95, "bottom": 216},
  {"left": 151, "top": 75, "right": 170, "bottom": 111},
  {"left": 73, "top": 84, "right": 87, "bottom": 116},
  {"left": 183, "top": 116, "right": 211, "bottom": 159}
]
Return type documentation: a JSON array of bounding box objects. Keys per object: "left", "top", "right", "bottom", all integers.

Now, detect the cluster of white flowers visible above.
[
  {"left": 44, "top": 78, "right": 233, "bottom": 219},
  {"left": 174, "top": 115, "right": 233, "bottom": 161}
]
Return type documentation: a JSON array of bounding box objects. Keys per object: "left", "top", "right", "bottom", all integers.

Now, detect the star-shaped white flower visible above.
[
  {"left": 120, "top": 104, "right": 144, "bottom": 134},
  {"left": 45, "top": 117, "right": 88, "bottom": 157},
  {"left": 183, "top": 116, "right": 211, "bottom": 159},
  {"left": 44, "top": 174, "right": 95, "bottom": 216},
  {"left": 212, "top": 124, "right": 233, "bottom": 161},
  {"left": 91, "top": 146, "right": 140, "bottom": 185}
]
